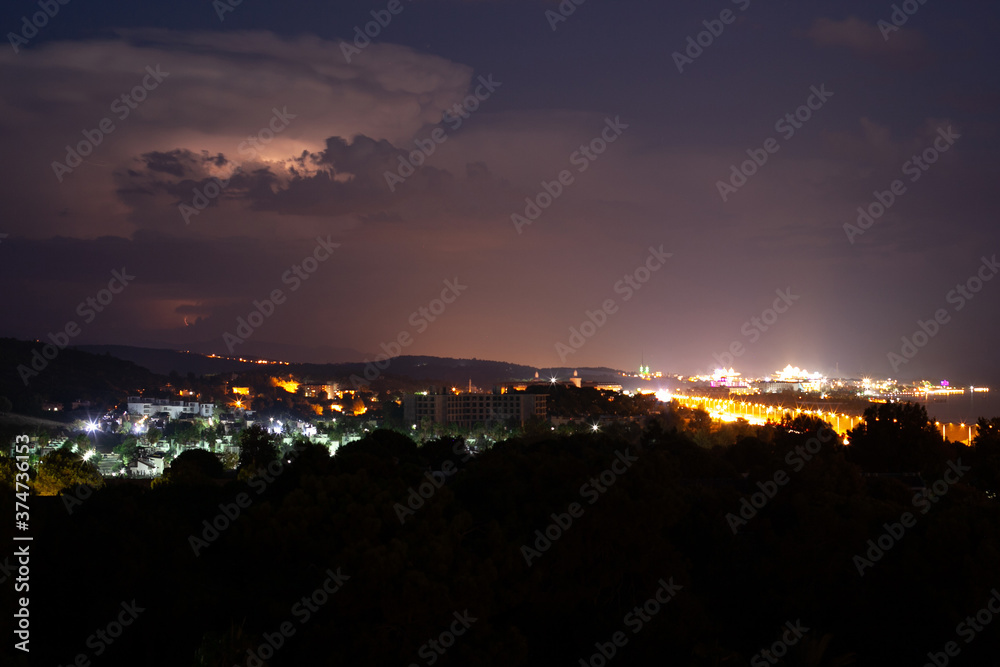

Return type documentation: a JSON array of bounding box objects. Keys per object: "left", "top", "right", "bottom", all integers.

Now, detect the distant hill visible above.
[
  {"left": 75, "top": 344, "right": 263, "bottom": 376},
  {"left": 0, "top": 339, "right": 633, "bottom": 420},
  {"left": 0, "top": 338, "right": 164, "bottom": 414},
  {"left": 75, "top": 344, "right": 628, "bottom": 388},
  {"left": 314, "top": 355, "right": 627, "bottom": 389}
]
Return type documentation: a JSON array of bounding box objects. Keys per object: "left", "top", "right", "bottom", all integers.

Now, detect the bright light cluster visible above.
[{"left": 773, "top": 364, "right": 825, "bottom": 382}]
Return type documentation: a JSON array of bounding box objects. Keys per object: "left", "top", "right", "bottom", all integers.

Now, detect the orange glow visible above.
[
  {"left": 232, "top": 387, "right": 250, "bottom": 395},
  {"left": 273, "top": 378, "right": 300, "bottom": 394}
]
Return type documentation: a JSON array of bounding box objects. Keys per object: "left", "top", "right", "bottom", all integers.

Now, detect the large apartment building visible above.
[
  {"left": 403, "top": 390, "right": 546, "bottom": 428},
  {"left": 127, "top": 397, "right": 215, "bottom": 419}
]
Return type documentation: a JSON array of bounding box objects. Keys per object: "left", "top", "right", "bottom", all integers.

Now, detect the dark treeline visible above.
[{"left": 3, "top": 402, "right": 1000, "bottom": 666}]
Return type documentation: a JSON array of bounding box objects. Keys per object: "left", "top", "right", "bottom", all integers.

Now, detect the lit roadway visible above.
[
  {"left": 654, "top": 392, "right": 979, "bottom": 444},
  {"left": 656, "top": 391, "right": 860, "bottom": 434}
]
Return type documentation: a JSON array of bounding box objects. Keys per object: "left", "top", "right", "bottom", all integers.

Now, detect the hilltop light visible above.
[{"left": 85, "top": 421, "right": 98, "bottom": 433}]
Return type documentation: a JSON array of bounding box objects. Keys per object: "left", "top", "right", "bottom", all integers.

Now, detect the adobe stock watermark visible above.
[
  {"left": 750, "top": 620, "right": 810, "bottom": 667},
  {"left": 221, "top": 236, "right": 339, "bottom": 354},
  {"left": 213, "top": 0, "right": 245, "bottom": 22},
  {"left": 706, "top": 287, "right": 799, "bottom": 371},
  {"left": 511, "top": 116, "right": 628, "bottom": 234},
  {"left": 51, "top": 66, "right": 169, "bottom": 182},
  {"left": 672, "top": 0, "right": 751, "bottom": 73},
  {"left": 237, "top": 567, "right": 350, "bottom": 667},
  {"left": 853, "top": 459, "right": 970, "bottom": 576},
  {"left": 0, "top": 554, "right": 16, "bottom": 585},
  {"left": 921, "top": 588, "right": 1000, "bottom": 667},
  {"left": 17, "top": 267, "right": 136, "bottom": 386},
  {"left": 716, "top": 84, "right": 833, "bottom": 202},
  {"left": 555, "top": 246, "right": 671, "bottom": 362},
  {"left": 7, "top": 0, "right": 72, "bottom": 54},
  {"left": 578, "top": 577, "right": 682, "bottom": 667},
  {"left": 545, "top": 0, "right": 587, "bottom": 31},
  {"left": 878, "top": 0, "right": 931, "bottom": 41},
  {"left": 384, "top": 75, "right": 502, "bottom": 192},
  {"left": 394, "top": 442, "right": 472, "bottom": 524},
  {"left": 350, "top": 277, "right": 468, "bottom": 388},
  {"left": 340, "top": 0, "right": 413, "bottom": 62},
  {"left": 521, "top": 448, "right": 640, "bottom": 566},
  {"left": 189, "top": 441, "right": 309, "bottom": 556},
  {"left": 55, "top": 600, "right": 145, "bottom": 665},
  {"left": 726, "top": 425, "right": 835, "bottom": 534},
  {"left": 407, "top": 610, "right": 477, "bottom": 667},
  {"left": 887, "top": 253, "right": 997, "bottom": 373},
  {"left": 62, "top": 482, "right": 101, "bottom": 515},
  {"left": 179, "top": 106, "right": 296, "bottom": 224},
  {"left": 844, "top": 126, "right": 959, "bottom": 243}
]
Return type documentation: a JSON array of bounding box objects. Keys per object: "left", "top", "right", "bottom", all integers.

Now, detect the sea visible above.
[{"left": 907, "top": 390, "right": 1000, "bottom": 425}]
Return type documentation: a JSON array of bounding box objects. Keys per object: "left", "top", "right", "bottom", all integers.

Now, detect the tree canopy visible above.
[
  {"left": 236, "top": 424, "right": 279, "bottom": 477},
  {"left": 33, "top": 449, "right": 104, "bottom": 496}
]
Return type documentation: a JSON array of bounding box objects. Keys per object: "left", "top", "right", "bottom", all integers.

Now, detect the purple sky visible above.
[{"left": 1, "top": 0, "right": 998, "bottom": 384}]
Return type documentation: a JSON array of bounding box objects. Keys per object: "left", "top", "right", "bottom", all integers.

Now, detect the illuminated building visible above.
[
  {"left": 303, "top": 384, "right": 338, "bottom": 400},
  {"left": 629, "top": 363, "right": 662, "bottom": 380},
  {"left": 497, "top": 370, "right": 622, "bottom": 392},
  {"left": 126, "top": 397, "right": 215, "bottom": 418},
  {"left": 404, "top": 390, "right": 547, "bottom": 428},
  {"left": 767, "top": 365, "right": 827, "bottom": 392}
]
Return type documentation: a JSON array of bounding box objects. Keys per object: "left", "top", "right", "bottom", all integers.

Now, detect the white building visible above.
[
  {"left": 129, "top": 454, "right": 166, "bottom": 477},
  {"left": 127, "top": 397, "right": 214, "bottom": 419}
]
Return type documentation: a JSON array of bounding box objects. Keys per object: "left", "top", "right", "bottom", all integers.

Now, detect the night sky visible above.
[{"left": 2, "top": 0, "right": 998, "bottom": 384}]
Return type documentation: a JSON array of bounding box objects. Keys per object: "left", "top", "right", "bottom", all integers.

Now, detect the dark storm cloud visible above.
[
  {"left": 141, "top": 149, "right": 225, "bottom": 177},
  {"left": 0, "top": 29, "right": 475, "bottom": 240},
  {"left": 114, "top": 131, "right": 509, "bottom": 224}
]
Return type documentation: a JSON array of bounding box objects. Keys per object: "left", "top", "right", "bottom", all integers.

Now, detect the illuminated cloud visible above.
[{"left": 0, "top": 30, "right": 474, "bottom": 239}]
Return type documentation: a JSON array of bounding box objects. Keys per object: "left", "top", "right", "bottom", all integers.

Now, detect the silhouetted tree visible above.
[
  {"left": 846, "top": 402, "right": 947, "bottom": 474},
  {"left": 972, "top": 416, "right": 1000, "bottom": 492},
  {"left": 236, "top": 424, "right": 278, "bottom": 477},
  {"left": 161, "top": 448, "right": 225, "bottom": 485}
]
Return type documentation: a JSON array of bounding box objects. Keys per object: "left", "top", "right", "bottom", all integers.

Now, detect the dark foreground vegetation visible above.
[{"left": 3, "top": 402, "right": 1000, "bottom": 666}]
